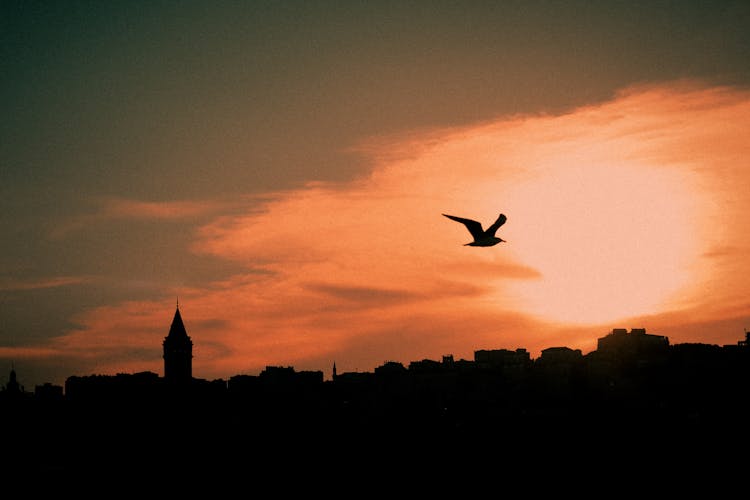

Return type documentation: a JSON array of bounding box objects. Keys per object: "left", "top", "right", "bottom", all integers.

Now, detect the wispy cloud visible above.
[
  {"left": 99, "top": 197, "right": 229, "bottom": 219},
  {"left": 51, "top": 197, "right": 235, "bottom": 238},
  {"left": 304, "top": 283, "right": 426, "bottom": 306},
  {"left": 0, "top": 275, "right": 92, "bottom": 291}
]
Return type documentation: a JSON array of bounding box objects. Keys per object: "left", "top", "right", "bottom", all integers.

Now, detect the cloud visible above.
[
  {"left": 100, "top": 198, "right": 227, "bottom": 219},
  {"left": 32, "top": 80, "right": 750, "bottom": 385},
  {"left": 51, "top": 197, "right": 234, "bottom": 238},
  {"left": 0, "top": 275, "right": 92, "bottom": 291},
  {"left": 304, "top": 283, "right": 426, "bottom": 307}
]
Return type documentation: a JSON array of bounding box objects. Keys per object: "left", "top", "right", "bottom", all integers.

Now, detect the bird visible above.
[{"left": 442, "top": 212, "right": 507, "bottom": 246}]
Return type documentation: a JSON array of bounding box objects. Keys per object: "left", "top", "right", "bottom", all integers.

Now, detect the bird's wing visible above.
[
  {"left": 442, "top": 214, "right": 484, "bottom": 239},
  {"left": 485, "top": 213, "right": 507, "bottom": 236}
]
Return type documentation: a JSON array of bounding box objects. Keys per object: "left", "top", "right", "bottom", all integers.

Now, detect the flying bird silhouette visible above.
[{"left": 442, "top": 212, "right": 507, "bottom": 246}]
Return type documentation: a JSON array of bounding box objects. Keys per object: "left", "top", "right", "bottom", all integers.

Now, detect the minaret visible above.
[{"left": 162, "top": 302, "right": 193, "bottom": 383}]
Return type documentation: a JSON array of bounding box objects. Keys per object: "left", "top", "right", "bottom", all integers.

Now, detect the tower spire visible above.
[{"left": 163, "top": 303, "right": 193, "bottom": 383}]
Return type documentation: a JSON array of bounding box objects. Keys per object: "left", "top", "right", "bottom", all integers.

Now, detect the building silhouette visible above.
[
  {"left": 4, "top": 364, "right": 21, "bottom": 393},
  {"left": 0, "top": 365, "right": 29, "bottom": 404},
  {"left": 162, "top": 302, "right": 193, "bottom": 383}
]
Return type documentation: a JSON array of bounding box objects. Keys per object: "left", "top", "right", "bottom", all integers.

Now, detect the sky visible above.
[{"left": 2, "top": 1, "right": 750, "bottom": 390}]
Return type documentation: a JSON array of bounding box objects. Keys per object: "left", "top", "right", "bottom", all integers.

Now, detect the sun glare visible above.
[{"left": 500, "top": 161, "right": 699, "bottom": 325}]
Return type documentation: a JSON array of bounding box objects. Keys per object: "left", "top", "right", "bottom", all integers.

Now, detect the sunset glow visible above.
[
  {"left": 181, "top": 83, "right": 750, "bottom": 377},
  {"left": 3, "top": 3, "right": 750, "bottom": 389},
  {"left": 3, "top": 82, "right": 749, "bottom": 385}
]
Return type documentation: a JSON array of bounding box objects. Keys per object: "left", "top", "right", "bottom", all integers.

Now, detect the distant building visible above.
[
  {"left": 35, "top": 382, "right": 64, "bottom": 401},
  {"left": 474, "top": 347, "right": 530, "bottom": 366},
  {"left": 375, "top": 361, "right": 407, "bottom": 375},
  {"left": 3, "top": 366, "right": 22, "bottom": 393},
  {"left": 0, "top": 366, "right": 32, "bottom": 405},
  {"left": 737, "top": 330, "right": 750, "bottom": 347},
  {"left": 162, "top": 303, "right": 193, "bottom": 383},
  {"left": 537, "top": 346, "right": 583, "bottom": 365},
  {"left": 65, "top": 371, "right": 162, "bottom": 401},
  {"left": 534, "top": 347, "right": 584, "bottom": 396},
  {"left": 585, "top": 328, "right": 671, "bottom": 393},
  {"left": 474, "top": 348, "right": 532, "bottom": 377},
  {"left": 596, "top": 327, "right": 669, "bottom": 357}
]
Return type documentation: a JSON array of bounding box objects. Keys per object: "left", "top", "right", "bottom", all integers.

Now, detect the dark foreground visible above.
[{"left": 3, "top": 390, "right": 748, "bottom": 495}]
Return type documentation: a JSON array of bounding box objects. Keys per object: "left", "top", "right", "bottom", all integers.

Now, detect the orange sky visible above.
[{"left": 13, "top": 80, "right": 745, "bottom": 383}]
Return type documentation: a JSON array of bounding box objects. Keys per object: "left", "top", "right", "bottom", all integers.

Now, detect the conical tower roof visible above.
[{"left": 166, "top": 306, "right": 189, "bottom": 339}]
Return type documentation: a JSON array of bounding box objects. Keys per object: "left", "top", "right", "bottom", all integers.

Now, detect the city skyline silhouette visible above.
[
  {"left": 3, "top": 302, "right": 749, "bottom": 486},
  {"left": 4, "top": 302, "right": 749, "bottom": 397}
]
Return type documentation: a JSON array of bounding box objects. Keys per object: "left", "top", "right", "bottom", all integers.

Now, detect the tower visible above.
[
  {"left": 3, "top": 364, "right": 21, "bottom": 393},
  {"left": 162, "top": 303, "right": 193, "bottom": 383}
]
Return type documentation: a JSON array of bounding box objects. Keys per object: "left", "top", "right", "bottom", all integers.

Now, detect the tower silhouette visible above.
[{"left": 162, "top": 303, "right": 193, "bottom": 383}]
